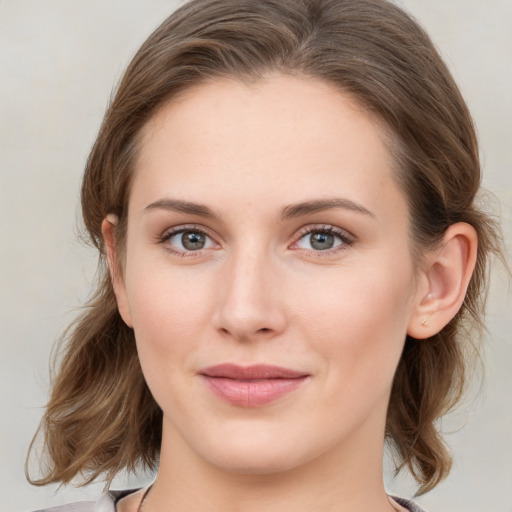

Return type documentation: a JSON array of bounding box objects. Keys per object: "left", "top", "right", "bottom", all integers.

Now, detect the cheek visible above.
[
  {"left": 290, "top": 258, "right": 415, "bottom": 385},
  {"left": 124, "top": 266, "right": 213, "bottom": 410},
  {"left": 125, "top": 253, "right": 214, "bottom": 338},
  {"left": 122, "top": 261, "right": 214, "bottom": 390}
]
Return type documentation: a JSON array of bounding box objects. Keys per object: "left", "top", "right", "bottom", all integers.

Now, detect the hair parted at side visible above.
[{"left": 27, "top": 0, "right": 504, "bottom": 495}]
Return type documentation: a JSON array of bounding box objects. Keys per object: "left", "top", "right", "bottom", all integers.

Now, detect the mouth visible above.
[{"left": 199, "top": 364, "right": 310, "bottom": 407}]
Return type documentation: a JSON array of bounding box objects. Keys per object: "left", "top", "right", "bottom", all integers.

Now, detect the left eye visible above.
[
  {"left": 166, "top": 230, "right": 216, "bottom": 251},
  {"left": 295, "top": 230, "right": 346, "bottom": 251}
]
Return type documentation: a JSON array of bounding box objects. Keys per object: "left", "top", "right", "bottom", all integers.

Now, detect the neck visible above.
[{"left": 145, "top": 415, "right": 396, "bottom": 512}]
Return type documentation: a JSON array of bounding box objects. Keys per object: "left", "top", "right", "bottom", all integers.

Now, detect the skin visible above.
[{"left": 105, "top": 74, "right": 477, "bottom": 512}]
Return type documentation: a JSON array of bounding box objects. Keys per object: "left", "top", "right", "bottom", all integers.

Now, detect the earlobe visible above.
[
  {"left": 408, "top": 222, "right": 478, "bottom": 339},
  {"left": 101, "top": 215, "right": 133, "bottom": 328}
]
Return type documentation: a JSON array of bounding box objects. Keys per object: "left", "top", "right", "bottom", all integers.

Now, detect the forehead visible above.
[{"left": 132, "top": 74, "right": 406, "bottom": 222}]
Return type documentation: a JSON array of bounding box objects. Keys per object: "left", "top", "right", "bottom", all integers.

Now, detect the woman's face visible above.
[{"left": 113, "top": 74, "right": 426, "bottom": 475}]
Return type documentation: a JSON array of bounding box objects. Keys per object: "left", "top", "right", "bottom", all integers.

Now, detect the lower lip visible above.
[{"left": 201, "top": 376, "right": 308, "bottom": 407}]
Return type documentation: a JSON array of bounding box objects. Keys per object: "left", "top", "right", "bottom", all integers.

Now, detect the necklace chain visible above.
[{"left": 137, "top": 486, "right": 152, "bottom": 512}]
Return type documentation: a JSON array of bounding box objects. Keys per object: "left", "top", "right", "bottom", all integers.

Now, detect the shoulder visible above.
[
  {"left": 30, "top": 490, "right": 138, "bottom": 512},
  {"left": 392, "top": 495, "right": 429, "bottom": 512}
]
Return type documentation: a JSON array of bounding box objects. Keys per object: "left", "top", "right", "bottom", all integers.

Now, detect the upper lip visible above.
[{"left": 199, "top": 364, "right": 309, "bottom": 380}]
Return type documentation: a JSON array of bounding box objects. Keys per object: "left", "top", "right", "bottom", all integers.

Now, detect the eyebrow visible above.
[
  {"left": 144, "top": 199, "right": 216, "bottom": 218},
  {"left": 143, "top": 197, "right": 374, "bottom": 220},
  {"left": 280, "top": 198, "right": 375, "bottom": 219}
]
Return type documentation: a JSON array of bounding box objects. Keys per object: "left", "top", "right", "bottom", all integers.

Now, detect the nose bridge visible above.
[{"left": 215, "top": 241, "right": 285, "bottom": 340}]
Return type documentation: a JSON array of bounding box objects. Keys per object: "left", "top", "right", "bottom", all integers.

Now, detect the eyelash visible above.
[
  {"left": 291, "top": 224, "right": 355, "bottom": 257},
  {"left": 158, "top": 224, "right": 355, "bottom": 258},
  {"left": 158, "top": 224, "right": 217, "bottom": 258}
]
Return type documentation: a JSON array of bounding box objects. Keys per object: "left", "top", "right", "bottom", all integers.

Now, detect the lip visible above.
[{"left": 199, "top": 364, "right": 309, "bottom": 407}]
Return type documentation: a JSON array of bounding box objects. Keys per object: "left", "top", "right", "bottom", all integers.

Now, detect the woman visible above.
[{"left": 26, "top": 0, "right": 504, "bottom": 511}]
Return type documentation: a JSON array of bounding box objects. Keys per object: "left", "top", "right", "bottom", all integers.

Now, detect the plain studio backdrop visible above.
[{"left": 1, "top": 1, "right": 510, "bottom": 511}]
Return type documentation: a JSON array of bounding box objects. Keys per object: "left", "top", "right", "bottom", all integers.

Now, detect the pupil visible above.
[
  {"left": 182, "top": 231, "right": 205, "bottom": 250},
  {"left": 310, "top": 232, "right": 334, "bottom": 250}
]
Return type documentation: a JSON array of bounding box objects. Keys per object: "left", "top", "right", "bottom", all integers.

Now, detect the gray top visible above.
[{"left": 32, "top": 490, "right": 428, "bottom": 512}]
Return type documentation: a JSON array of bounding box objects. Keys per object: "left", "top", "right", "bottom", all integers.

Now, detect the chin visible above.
[
  {"left": 194, "top": 426, "right": 326, "bottom": 476},
  {"left": 208, "top": 450, "right": 304, "bottom": 476}
]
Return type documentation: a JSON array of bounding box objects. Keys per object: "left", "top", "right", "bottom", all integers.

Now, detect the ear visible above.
[
  {"left": 101, "top": 215, "right": 133, "bottom": 328},
  {"left": 408, "top": 222, "right": 478, "bottom": 339}
]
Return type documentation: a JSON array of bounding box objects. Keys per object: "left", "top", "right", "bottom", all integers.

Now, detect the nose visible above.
[{"left": 213, "top": 248, "right": 287, "bottom": 342}]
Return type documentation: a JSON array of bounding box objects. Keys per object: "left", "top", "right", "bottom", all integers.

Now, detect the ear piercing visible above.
[{"left": 421, "top": 319, "right": 429, "bottom": 327}]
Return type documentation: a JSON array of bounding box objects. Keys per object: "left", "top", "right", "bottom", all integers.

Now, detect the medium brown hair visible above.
[{"left": 27, "top": 0, "right": 503, "bottom": 495}]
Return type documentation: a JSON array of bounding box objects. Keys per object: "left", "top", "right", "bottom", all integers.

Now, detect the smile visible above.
[{"left": 199, "top": 364, "right": 310, "bottom": 407}]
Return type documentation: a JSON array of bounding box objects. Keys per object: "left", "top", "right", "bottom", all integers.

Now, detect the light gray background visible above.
[{"left": 1, "top": 1, "right": 511, "bottom": 511}]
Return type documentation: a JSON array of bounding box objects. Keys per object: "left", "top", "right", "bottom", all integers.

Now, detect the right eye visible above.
[{"left": 160, "top": 227, "right": 218, "bottom": 256}]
